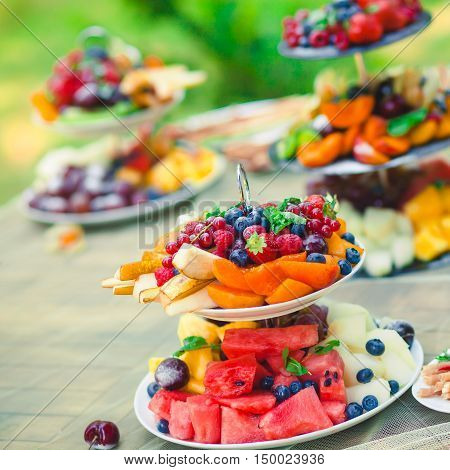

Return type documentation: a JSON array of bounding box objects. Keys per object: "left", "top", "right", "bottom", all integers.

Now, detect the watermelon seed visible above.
[
  {"left": 323, "top": 378, "right": 332, "bottom": 387},
  {"left": 333, "top": 372, "right": 339, "bottom": 379},
  {"left": 325, "top": 370, "right": 330, "bottom": 377},
  {"left": 235, "top": 381, "right": 245, "bottom": 386}
]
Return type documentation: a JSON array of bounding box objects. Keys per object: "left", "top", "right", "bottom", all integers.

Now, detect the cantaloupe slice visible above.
[
  {"left": 244, "top": 261, "right": 286, "bottom": 296},
  {"left": 212, "top": 259, "right": 252, "bottom": 291},
  {"left": 207, "top": 282, "right": 265, "bottom": 309},
  {"left": 278, "top": 262, "right": 339, "bottom": 290},
  {"left": 265, "top": 279, "right": 313, "bottom": 304}
]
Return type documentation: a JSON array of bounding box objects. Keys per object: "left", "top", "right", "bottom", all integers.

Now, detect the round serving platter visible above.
[
  {"left": 269, "top": 138, "right": 450, "bottom": 176},
  {"left": 278, "top": 12, "right": 431, "bottom": 61},
  {"left": 134, "top": 339, "right": 423, "bottom": 449},
  {"left": 196, "top": 245, "right": 365, "bottom": 322},
  {"left": 35, "top": 91, "right": 184, "bottom": 138},
  {"left": 20, "top": 153, "right": 226, "bottom": 226}
]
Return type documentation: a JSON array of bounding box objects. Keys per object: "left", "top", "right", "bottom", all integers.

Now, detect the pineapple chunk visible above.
[
  {"left": 404, "top": 185, "right": 443, "bottom": 226},
  {"left": 414, "top": 222, "right": 448, "bottom": 261},
  {"left": 217, "top": 321, "right": 259, "bottom": 342},
  {"left": 148, "top": 357, "right": 165, "bottom": 374},
  {"left": 180, "top": 348, "right": 213, "bottom": 381},
  {"left": 440, "top": 215, "right": 450, "bottom": 244},
  {"left": 177, "top": 313, "right": 219, "bottom": 345},
  {"left": 183, "top": 378, "right": 205, "bottom": 394}
]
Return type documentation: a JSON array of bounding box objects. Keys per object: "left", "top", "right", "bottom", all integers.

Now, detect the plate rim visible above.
[
  {"left": 196, "top": 242, "right": 366, "bottom": 321},
  {"left": 134, "top": 339, "right": 424, "bottom": 449},
  {"left": 278, "top": 12, "right": 431, "bottom": 61},
  {"left": 412, "top": 359, "right": 450, "bottom": 414}
]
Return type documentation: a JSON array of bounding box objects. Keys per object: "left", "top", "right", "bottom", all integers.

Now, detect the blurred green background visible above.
[{"left": 0, "top": 0, "right": 448, "bottom": 204}]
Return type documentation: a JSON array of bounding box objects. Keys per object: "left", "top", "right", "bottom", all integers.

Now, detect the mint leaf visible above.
[
  {"left": 263, "top": 206, "right": 305, "bottom": 234},
  {"left": 204, "top": 206, "right": 225, "bottom": 219},
  {"left": 435, "top": 349, "right": 450, "bottom": 362},
  {"left": 283, "top": 211, "right": 306, "bottom": 225},
  {"left": 387, "top": 108, "right": 427, "bottom": 137},
  {"left": 173, "top": 336, "right": 208, "bottom": 357},
  {"left": 286, "top": 357, "right": 310, "bottom": 376},
  {"left": 314, "top": 340, "right": 340, "bottom": 355},
  {"left": 282, "top": 347, "right": 289, "bottom": 368},
  {"left": 245, "top": 232, "right": 267, "bottom": 255},
  {"left": 322, "top": 193, "right": 339, "bottom": 220},
  {"left": 278, "top": 197, "right": 302, "bottom": 212}
]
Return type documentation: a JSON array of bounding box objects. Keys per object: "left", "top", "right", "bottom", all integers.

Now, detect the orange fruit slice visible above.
[
  {"left": 207, "top": 282, "right": 265, "bottom": 309},
  {"left": 212, "top": 259, "right": 252, "bottom": 291},
  {"left": 243, "top": 261, "right": 286, "bottom": 296},
  {"left": 278, "top": 262, "right": 339, "bottom": 290},
  {"left": 265, "top": 279, "right": 313, "bottom": 304}
]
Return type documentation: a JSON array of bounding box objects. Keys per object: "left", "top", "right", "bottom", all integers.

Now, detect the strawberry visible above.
[
  {"left": 245, "top": 232, "right": 279, "bottom": 264},
  {"left": 348, "top": 13, "right": 384, "bottom": 45},
  {"left": 371, "top": 0, "right": 408, "bottom": 32}
]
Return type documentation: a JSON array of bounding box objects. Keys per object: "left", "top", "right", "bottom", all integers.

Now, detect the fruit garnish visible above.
[
  {"left": 282, "top": 347, "right": 310, "bottom": 377},
  {"left": 84, "top": 420, "right": 120, "bottom": 450},
  {"left": 263, "top": 206, "right": 305, "bottom": 234},
  {"left": 172, "top": 336, "right": 220, "bottom": 358},
  {"left": 435, "top": 348, "right": 450, "bottom": 362},
  {"left": 314, "top": 339, "right": 341, "bottom": 355},
  {"left": 387, "top": 107, "right": 427, "bottom": 136}
]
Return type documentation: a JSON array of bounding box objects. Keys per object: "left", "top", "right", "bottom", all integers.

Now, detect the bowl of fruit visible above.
[
  {"left": 23, "top": 135, "right": 225, "bottom": 225},
  {"left": 134, "top": 302, "right": 422, "bottom": 449},
  {"left": 31, "top": 26, "right": 206, "bottom": 137},
  {"left": 280, "top": 0, "right": 429, "bottom": 59},
  {"left": 271, "top": 65, "right": 450, "bottom": 174},
  {"left": 102, "top": 193, "right": 365, "bottom": 321}
]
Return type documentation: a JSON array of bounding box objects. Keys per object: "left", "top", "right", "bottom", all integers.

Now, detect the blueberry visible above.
[
  {"left": 388, "top": 380, "right": 400, "bottom": 395},
  {"left": 291, "top": 223, "right": 306, "bottom": 238},
  {"left": 366, "top": 339, "right": 385, "bottom": 356},
  {"left": 229, "top": 249, "right": 249, "bottom": 267},
  {"left": 346, "top": 247, "right": 360, "bottom": 264},
  {"left": 289, "top": 381, "right": 303, "bottom": 395},
  {"left": 302, "top": 23, "right": 312, "bottom": 37},
  {"left": 345, "top": 402, "right": 364, "bottom": 420},
  {"left": 307, "top": 253, "right": 326, "bottom": 264},
  {"left": 299, "top": 36, "right": 310, "bottom": 47},
  {"left": 246, "top": 210, "right": 262, "bottom": 226},
  {"left": 147, "top": 382, "right": 161, "bottom": 398},
  {"left": 341, "top": 232, "right": 355, "bottom": 244},
  {"left": 255, "top": 207, "right": 265, "bottom": 217},
  {"left": 273, "top": 385, "right": 291, "bottom": 403},
  {"left": 172, "top": 268, "right": 180, "bottom": 276},
  {"left": 225, "top": 207, "right": 244, "bottom": 225},
  {"left": 302, "top": 380, "right": 319, "bottom": 394},
  {"left": 362, "top": 395, "right": 379, "bottom": 411},
  {"left": 85, "top": 46, "right": 109, "bottom": 60},
  {"left": 261, "top": 216, "right": 271, "bottom": 231},
  {"left": 260, "top": 376, "right": 274, "bottom": 390},
  {"left": 332, "top": 0, "right": 352, "bottom": 8},
  {"left": 356, "top": 368, "right": 374, "bottom": 384},
  {"left": 347, "top": 4, "right": 361, "bottom": 16},
  {"left": 147, "top": 188, "right": 163, "bottom": 200},
  {"left": 234, "top": 216, "right": 252, "bottom": 234},
  {"left": 157, "top": 418, "right": 169, "bottom": 434},
  {"left": 338, "top": 259, "right": 352, "bottom": 275}
]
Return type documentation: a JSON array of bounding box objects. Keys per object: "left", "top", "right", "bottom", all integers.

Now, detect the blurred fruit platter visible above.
[
  {"left": 31, "top": 26, "right": 206, "bottom": 136},
  {"left": 102, "top": 193, "right": 365, "bottom": 320},
  {"left": 133, "top": 301, "right": 422, "bottom": 448},
  {"left": 270, "top": 65, "right": 450, "bottom": 174},
  {"left": 279, "top": 0, "right": 429, "bottom": 59},
  {"left": 308, "top": 158, "right": 450, "bottom": 276},
  {"left": 22, "top": 134, "right": 225, "bottom": 225}
]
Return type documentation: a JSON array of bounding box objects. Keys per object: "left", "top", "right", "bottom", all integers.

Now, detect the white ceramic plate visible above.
[
  {"left": 412, "top": 359, "right": 450, "bottom": 414},
  {"left": 21, "top": 154, "right": 226, "bottom": 226},
  {"left": 35, "top": 91, "right": 184, "bottom": 138},
  {"left": 196, "top": 245, "right": 365, "bottom": 322},
  {"left": 134, "top": 339, "right": 423, "bottom": 449},
  {"left": 269, "top": 138, "right": 450, "bottom": 176}
]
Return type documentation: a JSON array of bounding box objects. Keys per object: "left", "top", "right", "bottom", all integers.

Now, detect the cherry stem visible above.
[{"left": 88, "top": 436, "right": 98, "bottom": 450}]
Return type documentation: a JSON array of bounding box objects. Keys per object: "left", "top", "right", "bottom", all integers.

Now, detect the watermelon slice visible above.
[
  {"left": 148, "top": 389, "right": 193, "bottom": 421},
  {"left": 254, "top": 362, "right": 272, "bottom": 386},
  {"left": 302, "top": 350, "right": 344, "bottom": 382},
  {"left": 221, "top": 407, "right": 265, "bottom": 444},
  {"left": 214, "top": 392, "right": 276, "bottom": 414},
  {"left": 222, "top": 325, "right": 318, "bottom": 360},
  {"left": 265, "top": 349, "right": 306, "bottom": 375},
  {"left": 321, "top": 401, "right": 346, "bottom": 425},
  {"left": 204, "top": 354, "right": 257, "bottom": 398},
  {"left": 169, "top": 400, "right": 194, "bottom": 440},
  {"left": 187, "top": 395, "right": 221, "bottom": 444},
  {"left": 259, "top": 387, "right": 333, "bottom": 440},
  {"left": 273, "top": 374, "right": 298, "bottom": 389}
]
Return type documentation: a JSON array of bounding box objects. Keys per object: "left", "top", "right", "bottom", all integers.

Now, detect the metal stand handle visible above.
[{"left": 236, "top": 163, "right": 252, "bottom": 214}]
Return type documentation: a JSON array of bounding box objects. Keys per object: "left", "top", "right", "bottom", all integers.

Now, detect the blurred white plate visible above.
[
  {"left": 35, "top": 91, "right": 184, "bottom": 138},
  {"left": 197, "top": 245, "right": 365, "bottom": 322},
  {"left": 21, "top": 153, "right": 226, "bottom": 226},
  {"left": 134, "top": 339, "right": 423, "bottom": 449},
  {"left": 412, "top": 359, "right": 450, "bottom": 414}
]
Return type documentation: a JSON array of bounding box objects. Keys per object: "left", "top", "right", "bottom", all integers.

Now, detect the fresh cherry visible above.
[{"left": 84, "top": 420, "right": 120, "bottom": 450}]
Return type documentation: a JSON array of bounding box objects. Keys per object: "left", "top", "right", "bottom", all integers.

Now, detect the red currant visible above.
[
  {"left": 199, "top": 232, "right": 213, "bottom": 248},
  {"left": 212, "top": 217, "right": 226, "bottom": 230},
  {"left": 330, "top": 219, "right": 341, "bottom": 232},
  {"left": 311, "top": 207, "right": 323, "bottom": 220},
  {"left": 321, "top": 225, "right": 332, "bottom": 238},
  {"left": 206, "top": 216, "right": 215, "bottom": 224},
  {"left": 165, "top": 241, "right": 179, "bottom": 255},
  {"left": 176, "top": 233, "right": 190, "bottom": 247},
  {"left": 308, "top": 219, "right": 323, "bottom": 233},
  {"left": 323, "top": 216, "right": 332, "bottom": 226},
  {"left": 162, "top": 256, "right": 173, "bottom": 268},
  {"left": 286, "top": 204, "right": 301, "bottom": 215},
  {"left": 193, "top": 223, "right": 205, "bottom": 235}
]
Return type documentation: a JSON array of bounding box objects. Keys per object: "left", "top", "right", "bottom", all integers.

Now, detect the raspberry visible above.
[
  {"left": 213, "top": 229, "right": 234, "bottom": 250},
  {"left": 243, "top": 225, "right": 266, "bottom": 240},
  {"left": 224, "top": 224, "right": 235, "bottom": 233},
  {"left": 212, "top": 248, "right": 228, "bottom": 258},
  {"left": 276, "top": 234, "right": 303, "bottom": 256},
  {"left": 155, "top": 267, "right": 175, "bottom": 287},
  {"left": 183, "top": 221, "right": 198, "bottom": 235}
]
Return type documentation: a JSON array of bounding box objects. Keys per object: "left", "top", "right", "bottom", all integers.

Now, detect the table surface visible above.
[{"left": 1, "top": 165, "right": 449, "bottom": 450}]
